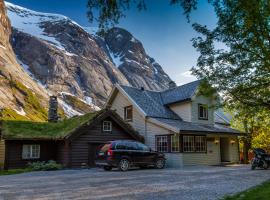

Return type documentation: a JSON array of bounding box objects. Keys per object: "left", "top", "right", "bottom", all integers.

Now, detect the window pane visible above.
[
  {"left": 156, "top": 136, "right": 168, "bottom": 152},
  {"left": 171, "top": 134, "right": 179, "bottom": 152},
  {"left": 124, "top": 106, "right": 133, "bottom": 120},
  {"left": 103, "top": 121, "right": 112, "bottom": 131},
  {"left": 22, "top": 145, "right": 31, "bottom": 159},
  {"left": 195, "top": 136, "right": 206, "bottom": 152},
  {"left": 198, "top": 104, "right": 208, "bottom": 119},
  {"left": 183, "top": 136, "right": 195, "bottom": 152}
]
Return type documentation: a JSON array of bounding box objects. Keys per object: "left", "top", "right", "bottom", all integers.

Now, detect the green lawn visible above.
[
  {"left": 223, "top": 180, "right": 270, "bottom": 200},
  {"left": 0, "top": 168, "right": 32, "bottom": 176}
]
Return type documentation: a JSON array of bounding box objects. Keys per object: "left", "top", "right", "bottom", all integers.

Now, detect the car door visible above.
[
  {"left": 126, "top": 142, "right": 143, "bottom": 165},
  {"left": 136, "top": 142, "right": 156, "bottom": 164}
]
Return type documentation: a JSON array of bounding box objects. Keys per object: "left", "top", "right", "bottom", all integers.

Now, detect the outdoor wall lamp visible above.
[
  {"left": 230, "top": 139, "right": 236, "bottom": 145},
  {"left": 214, "top": 139, "right": 219, "bottom": 145}
]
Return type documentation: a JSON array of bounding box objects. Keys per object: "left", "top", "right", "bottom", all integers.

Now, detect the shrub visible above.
[{"left": 28, "top": 160, "right": 63, "bottom": 171}]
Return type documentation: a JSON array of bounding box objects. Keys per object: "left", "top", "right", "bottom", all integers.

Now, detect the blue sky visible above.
[{"left": 7, "top": 0, "right": 216, "bottom": 85}]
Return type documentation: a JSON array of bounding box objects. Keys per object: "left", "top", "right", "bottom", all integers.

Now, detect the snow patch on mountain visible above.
[{"left": 5, "top": 2, "right": 76, "bottom": 55}]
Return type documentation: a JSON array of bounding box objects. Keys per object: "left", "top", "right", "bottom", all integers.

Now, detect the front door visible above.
[
  {"left": 88, "top": 143, "right": 102, "bottom": 167},
  {"left": 220, "top": 138, "right": 230, "bottom": 162}
]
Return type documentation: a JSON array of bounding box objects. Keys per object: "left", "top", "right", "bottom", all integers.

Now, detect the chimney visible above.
[
  {"left": 168, "top": 81, "right": 177, "bottom": 89},
  {"left": 48, "top": 96, "right": 58, "bottom": 122}
]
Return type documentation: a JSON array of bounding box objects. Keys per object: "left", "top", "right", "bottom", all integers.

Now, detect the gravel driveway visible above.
[{"left": 0, "top": 165, "right": 269, "bottom": 200}]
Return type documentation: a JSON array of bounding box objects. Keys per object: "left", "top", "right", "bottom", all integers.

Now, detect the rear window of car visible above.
[
  {"left": 115, "top": 141, "right": 138, "bottom": 150},
  {"left": 100, "top": 144, "right": 111, "bottom": 153}
]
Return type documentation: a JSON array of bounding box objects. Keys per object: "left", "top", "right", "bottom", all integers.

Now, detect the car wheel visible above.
[
  {"left": 104, "top": 166, "right": 112, "bottom": 171},
  {"left": 155, "top": 158, "right": 165, "bottom": 169},
  {"left": 118, "top": 159, "right": 130, "bottom": 171}
]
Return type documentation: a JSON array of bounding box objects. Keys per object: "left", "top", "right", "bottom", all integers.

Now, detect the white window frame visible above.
[
  {"left": 195, "top": 136, "right": 207, "bottom": 152},
  {"left": 171, "top": 134, "right": 180, "bottom": 152},
  {"left": 156, "top": 135, "right": 168, "bottom": 152},
  {"left": 103, "top": 121, "right": 112, "bottom": 132},
  {"left": 22, "top": 144, "right": 40, "bottom": 159},
  {"left": 183, "top": 135, "right": 195, "bottom": 152},
  {"left": 198, "top": 104, "right": 208, "bottom": 120}
]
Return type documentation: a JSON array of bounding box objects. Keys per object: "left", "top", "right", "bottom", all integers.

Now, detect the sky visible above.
[{"left": 7, "top": 0, "right": 217, "bottom": 86}]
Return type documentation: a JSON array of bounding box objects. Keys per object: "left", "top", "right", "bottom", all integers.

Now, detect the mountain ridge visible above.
[{"left": 2, "top": 1, "right": 173, "bottom": 118}]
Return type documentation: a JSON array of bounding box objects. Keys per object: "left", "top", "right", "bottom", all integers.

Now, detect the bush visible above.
[{"left": 28, "top": 160, "right": 63, "bottom": 171}]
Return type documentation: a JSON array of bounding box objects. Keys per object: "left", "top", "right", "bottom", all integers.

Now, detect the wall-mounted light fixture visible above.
[
  {"left": 214, "top": 138, "right": 219, "bottom": 145},
  {"left": 230, "top": 139, "right": 236, "bottom": 145}
]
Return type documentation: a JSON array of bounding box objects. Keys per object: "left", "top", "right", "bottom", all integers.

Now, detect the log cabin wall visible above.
[{"left": 70, "top": 116, "right": 135, "bottom": 168}]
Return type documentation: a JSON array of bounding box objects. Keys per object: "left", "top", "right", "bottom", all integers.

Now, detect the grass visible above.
[
  {"left": 0, "top": 168, "right": 32, "bottom": 176},
  {"left": 63, "top": 94, "right": 93, "bottom": 113},
  {"left": 1, "top": 111, "right": 99, "bottom": 140},
  {"left": 223, "top": 180, "right": 270, "bottom": 200}
]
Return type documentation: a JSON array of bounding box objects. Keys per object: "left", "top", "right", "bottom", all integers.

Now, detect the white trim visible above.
[
  {"left": 103, "top": 121, "right": 112, "bottom": 132},
  {"left": 104, "top": 86, "right": 118, "bottom": 108},
  {"left": 147, "top": 118, "right": 180, "bottom": 133},
  {"left": 116, "top": 85, "right": 147, "bottom": 117},
  {"left": 105, "top": 84, "right": 147, "bottom": 118}
]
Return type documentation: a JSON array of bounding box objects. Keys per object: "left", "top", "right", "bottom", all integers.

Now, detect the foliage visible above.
[
  {"left": 191, "top": 0, "right": 270, "bottom": 112},
  {"left": 231, "top": 105, "right": 270, "bottom": 152},
  {"left": 0, "top": 168, "right": 32, "bottom": 176},
  {"left": 28, "top": 160, "right": 63, "bottom": 171},
  {"left": 1, "top": 112, "right": 97, "bottom": 139},
  {"left": 86, "top": 0, "right": 197, "bottom": 34},
  {"left": 63, "top": 94, "right": 93, "bottom": 114},
  {"left": 2, "top": 79, "right": 49, "bottom": 122},
  {"left": 223, "top": 180, "right": 270, "bottom": 200}
]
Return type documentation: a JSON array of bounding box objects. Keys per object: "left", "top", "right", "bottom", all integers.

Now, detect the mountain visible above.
[
  {"left": 105, "top": 27, "right": 172, "bottom": 91},
  {"left": 4, "top": 2, "right": 173, "bottom": 118},
  {"left": 0, "top": 0, "right": 50, "bottom": 121}
]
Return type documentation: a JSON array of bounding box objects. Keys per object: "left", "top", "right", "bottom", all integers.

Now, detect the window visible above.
[
  {"left": 22, "top": 145, "right": 40, "bottom": 159},
  {"left": 183, "top": 135, "right": 206, "bottom": 153},
  {"left": 171, "top": 134, "right": 180, "bottom": 152},
  {"left": 156, "top": 136, "right": 168, "bottom": 152},
  {"left": 198, "top": 104, "right": 208, "bottom": 120},
  {"left": 195, "top": 136, "right": 206, "bottom": 152},
  {"left": 183, "top": 136, "right": 195, "bottom": 152},
  {"left": 103, "top": 121, "right": 112, "bottom": 132},
  {"left": 124, "top": 106, "right": 133, "bottom": 121},
  {"left": 136, "top": 142, "right": 150, "bottom": 151}
]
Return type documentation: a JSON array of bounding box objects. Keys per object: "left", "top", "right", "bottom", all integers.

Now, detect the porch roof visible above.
[{"left": 150, "top": 118, "right": 243, "bottom": 135}]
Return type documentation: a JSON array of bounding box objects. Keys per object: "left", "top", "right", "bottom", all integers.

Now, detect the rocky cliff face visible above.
[
  {"left": 5, "top": 2, "right": 173, "bottom": 118},
  {"left": 0, "top": 0, "right": 49, "bottom": 121},
  {"left": 105, "top": 28, "right": 172, "bottom": 91}
]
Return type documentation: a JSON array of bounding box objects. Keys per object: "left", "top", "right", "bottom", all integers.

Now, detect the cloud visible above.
[
  {"left": 180, "top": 70, "right": 194, "bottom": 78},
  {"left": 172, "top": 70, "right": 197, "bottom": 86}
]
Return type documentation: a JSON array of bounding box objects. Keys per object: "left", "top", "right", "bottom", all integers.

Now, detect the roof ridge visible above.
[
  {"left": 119, "top": 84, "right": 163, "bottom": 93},
  {"left": 161, "top": 79, "right": 201, "bottom": 93}
]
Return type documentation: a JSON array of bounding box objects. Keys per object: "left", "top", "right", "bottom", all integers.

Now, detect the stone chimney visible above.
[
  {"left": 48, "top": 96, "right": 58, "bottom": 122},
  {"left": 168, "top": 81, "right": 177, "bottom": 89}
]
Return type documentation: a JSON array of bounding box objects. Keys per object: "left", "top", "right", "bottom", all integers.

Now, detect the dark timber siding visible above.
[
  {"left": 70, "top": 116, "right": 134, "bottom": 168},
  {"left": 5, "top": 140, "right": 58, "bottom": 169}
]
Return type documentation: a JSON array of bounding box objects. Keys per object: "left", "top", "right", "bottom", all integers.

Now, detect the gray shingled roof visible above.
[
  {"left": 120, "top": 85, "right": 180, "bottom": 119},
  {"left": 152, "top": 118, "right": 242, "bottom": 135},
  {"left": 161, "top": 80, "right": 201, "bottom": 105}
]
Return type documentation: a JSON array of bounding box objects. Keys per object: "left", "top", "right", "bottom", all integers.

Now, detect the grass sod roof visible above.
[{"left": 0, "top": 111, "right": 101, "bottom": 140}]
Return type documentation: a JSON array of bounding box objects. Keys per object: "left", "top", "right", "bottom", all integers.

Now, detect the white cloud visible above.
[{"left": 171, "top": 70, "right": 197, "bottom": 86}]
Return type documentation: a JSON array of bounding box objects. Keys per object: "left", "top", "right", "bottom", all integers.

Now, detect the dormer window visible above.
[
  {"left": 124, "top": 106, "right": 133, "bottom": 121},
  {"left": 198, "top": 104, "right": 208, "bottom": 120}
]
